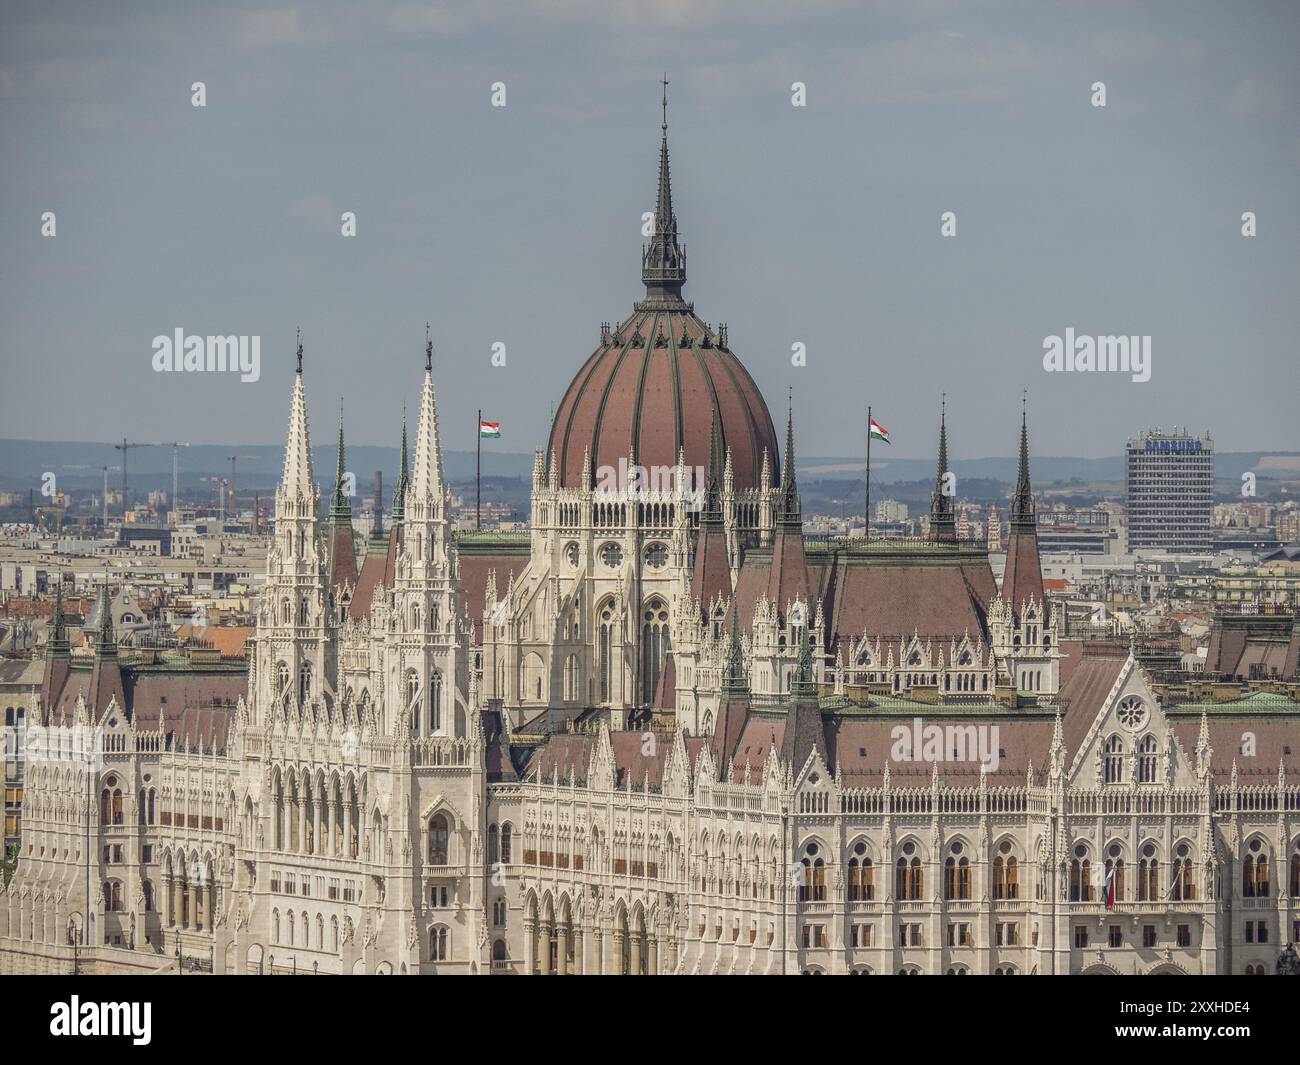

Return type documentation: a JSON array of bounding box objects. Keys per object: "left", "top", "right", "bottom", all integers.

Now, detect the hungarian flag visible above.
[
  {"left": 1101, "top": 864, "right": 1116, "bottom": 910},
  {"left": 479, "top": 420, "right": 501, "bottom": 439},
  {"left": 869, "top": 417, "right": 891, "bottom": 444}
]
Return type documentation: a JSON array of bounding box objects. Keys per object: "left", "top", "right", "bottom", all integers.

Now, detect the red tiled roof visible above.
[{"left": 546, "top": 310, "right": 778, "bottom": 492}]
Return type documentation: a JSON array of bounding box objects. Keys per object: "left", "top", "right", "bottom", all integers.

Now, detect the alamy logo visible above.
[
  {"left": 151, "top": 329, "right": 261, "bottom": 382},
  {"left": 889, "top": 717, "right": 1001, "bottom": 772},
  {"left": 49, "top": 997, "right": 151, "bottom": 1045},
  {"left": 594, "top": 459, "right": 707, "bottom": 510},
  {"left": 1042, "top": 328, "right": 1150, "bottom": 383}
]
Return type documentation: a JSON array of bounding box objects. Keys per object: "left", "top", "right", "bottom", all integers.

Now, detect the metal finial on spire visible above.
[
  {"left": 642, "top": 77, "right": 686, "bottom": 301},
  {"left": 425, "top": 323, "right": 433, "bottom": 372},
  {"left": 331, "top": 398, "right": 351, "bottom": 523},
  {"left": 295, "top": 328, "right": 303, "bottom": 374},
  {"left": 930, "top": 393, "right": 957, "bottom": 542},
  {"left": 1012, "top": 392, "right": 1034, "bottom": 524}
]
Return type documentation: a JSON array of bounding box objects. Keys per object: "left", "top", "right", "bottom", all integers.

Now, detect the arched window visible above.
[
  {"left": 142, "top": 880, "right": 154, "bottom": 911},
  {"left": 1291, "top": 842, "right": 1300, "bottom": 898},
  {"left": 428, "top": 669, "right": 442, "bottom": 733},
  {"left": 1103, "top": 734, "right": 1124, "bottom": 784},
  {"left": 1070, "top": 844, "right": 1093, "bottom": 902},
  {"left": 1138, "top": 843, "right": 1159, "bottom": 901},
  {"left": 1105, "top": 844, "right": 1126, "bottom": 902},
  {"left": 944, "top": 842, "right": 971, "bottom": 900},
  {"left": 797, "top": 841, "right": 826, "bottom": 902},
  {"left": 993, "top": 841, "right": 1019, "bottom": 900},
  {"left": 428, "top": 814, "right": 450, "bottom": 866},
  {"left": 1243, "top": 838, "right": 1269, "bottom": 898},
  {"left": 896, "top": 842, "right": 923, "bottom": 901},
  {"left": 641, "top": 599, "right": 669, "bottom": 704},
  {"left": 298, "top": 662, "right": 312, "bottom": 705},
  {"left": 1137, "top": 734, "right": 1158, "bottom": 783},
  {"left": 500, "top": 823, "right": 513, "bottom": 864},
  {"left": 598, "top": 602, "right": 614, "bottom": 702},
  {"left": 487, "top": 824, "right": 499, "bottom": 864},
  {"left": 847, "top": 842, "right": 874, "bottom": 901},
  {"left": 430, "top": 925, "right": 448, "bottom": 961},
  {"left": 1171, "top": 843, "right": 1195, "bottom": 901},
  {"left": 407, "top": 669, "right": 421, "bottom": 732}
]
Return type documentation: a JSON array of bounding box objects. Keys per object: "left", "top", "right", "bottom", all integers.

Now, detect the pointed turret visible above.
[
  {"left": 1001, "top": 395, "right": 1045, "bottom": 616},
  {"left": 280, "top": 334, "right": 316, "bottom": 504},
  {"left": 721, "top": 614, "right": 748, "bottom": 697},
  {"left": 41, "top": 583, "right": 72, "bottom": 723},
  {"left": 327, "top": 405, "right": 359, "bottom": 591},
  {"left": 48, "top": 582, "right": 69, "bottom": 658},
  {"left": 408, "top": 333, "right": 446, "bottom": 510},
  {"left": 641, "top": 78, "right": 687, "bottom": 304},
  {"left": 766, "top": 397, "right": 810, "bottom": 617},
  {"left": 692, "top": 404, "right": 732, "bottom": 617},
  {"left": 777, "top": 394, "right": 800, "bottom": 527},
  {"left": 710, "top": 614, "right": 753, "bottom": 780},
  {"left": 929, "top": 395, "right": 957, "bottom": 544},
  {"left": 390, "top": 406, "right": 409, "bottom": 524},
  {"left": 86, "top": 581, "right": 126, "bottom": 717},
  {"left": 330, "top": 404, "right": 352, "bottom": 524},
  {"left": 781, "top": 621, "right": 828, "bottom": 775},
  {"left": 94, "top": 582, "right": 116, "bottom": 658}
]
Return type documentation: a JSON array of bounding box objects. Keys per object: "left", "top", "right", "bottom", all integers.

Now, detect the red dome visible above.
[{"left": 547, "top": 309, "right": 779, "bottom": 491}]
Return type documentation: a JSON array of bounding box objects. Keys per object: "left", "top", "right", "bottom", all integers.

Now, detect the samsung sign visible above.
[{"left": 1143, "top": 439, "right": 1204, "bottom": 452}]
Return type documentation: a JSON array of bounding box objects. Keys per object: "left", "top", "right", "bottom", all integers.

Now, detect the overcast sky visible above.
[{"left": 1, "top": 1, "right": 1297, "bottom": 463}]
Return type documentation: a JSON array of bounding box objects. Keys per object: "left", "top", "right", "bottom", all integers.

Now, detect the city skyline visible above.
[{"left": 2, "top": 1, "right": 1298, "bottom": 459}]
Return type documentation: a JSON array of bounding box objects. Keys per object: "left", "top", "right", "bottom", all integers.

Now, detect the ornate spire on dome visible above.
[
  {"left": 929, "top": 393, "right": 957, "bottom": 543},
  {"left": 641, "top": 76, "right": 687, "bottom": 304}
]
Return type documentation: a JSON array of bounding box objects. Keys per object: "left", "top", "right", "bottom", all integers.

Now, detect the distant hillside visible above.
[
  {"left": 0, "top": 439, "right": 536, "bottom": 495},
  {"left": 0, "top": 439, "right": 1295, "bottom": 495},
  {"left": 801, "top": 452, "right": 1300, "bottom": 486}
]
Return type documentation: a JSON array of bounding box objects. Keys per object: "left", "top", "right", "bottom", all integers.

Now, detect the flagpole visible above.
[
  {"left": 864, "top": 405, "right": 871, "bottom": 540},
  {"left": 476, "top": 408, "right": 482, "bottom": 531}
]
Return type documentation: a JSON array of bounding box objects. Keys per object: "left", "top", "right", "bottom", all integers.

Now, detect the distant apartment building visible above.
[
  {"left": 874, "top": 499, "right": 908, "bottom": 523},
  {"left": 1125, "top": 429, "right": 1213, "bottom": 552}
]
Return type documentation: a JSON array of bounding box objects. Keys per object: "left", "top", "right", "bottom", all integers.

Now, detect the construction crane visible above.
[
  {"left": 113, "top": 439, "right": 162, "bottom": 519},
  {"left": 158, "top": 442, "right": 191, "bottom": 524},
  {"left": 201, "top": 476, "right": 231, "bottom": 522},
  {"left": 225, "top": 454, "right": 256, "bottom": 522},
  {"left": 61, "top": 464, "right": 120, "bottom": 525}
]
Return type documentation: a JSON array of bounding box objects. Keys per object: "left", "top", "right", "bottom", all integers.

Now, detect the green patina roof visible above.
[{"left": 1165, "top": 690, "right": 1300, "bottom": 715}]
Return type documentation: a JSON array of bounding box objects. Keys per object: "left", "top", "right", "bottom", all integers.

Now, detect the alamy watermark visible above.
[
  {"left": 890, "top": 717, "right": 1001, "bottom": 772},
  {"left": 593, "top": 458, "right": 707, "bottom": 510},
  {"left": 151, "top": 329, "right": 260, "bottom": 382},
  {"left": 1042, "top": 329, "right": 1150, "bottom": 383}
]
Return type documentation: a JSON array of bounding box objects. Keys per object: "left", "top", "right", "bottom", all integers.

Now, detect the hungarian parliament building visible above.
[{"left": 2, "top": 114, "right": 1298, "bottom": 977}]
